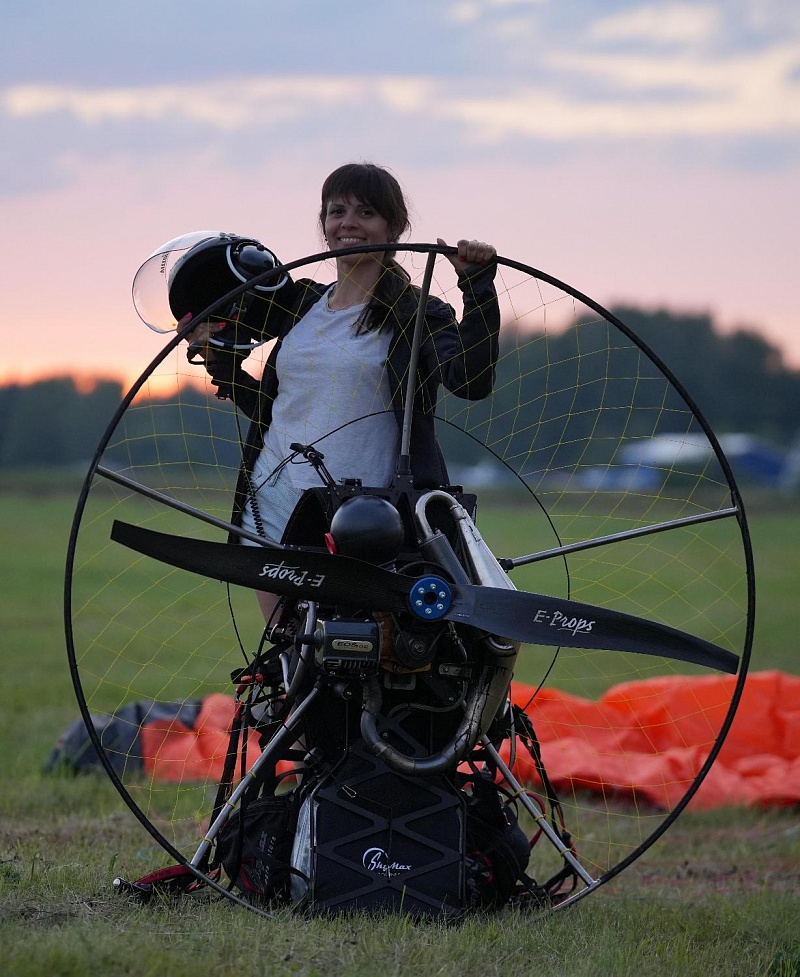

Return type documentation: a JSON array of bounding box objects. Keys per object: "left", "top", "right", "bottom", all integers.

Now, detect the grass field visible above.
[{"left": 1, "top": 480, "right": 799, "bottom": 977}]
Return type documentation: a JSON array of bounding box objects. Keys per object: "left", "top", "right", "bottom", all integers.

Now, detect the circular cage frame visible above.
[{"left": 64, "top": 242, "right": 755, "bottom": 914}]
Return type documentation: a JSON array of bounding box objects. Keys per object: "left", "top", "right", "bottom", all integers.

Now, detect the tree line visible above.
[{"left": 1, "top": 306, "right": 798, "bottom": 470}]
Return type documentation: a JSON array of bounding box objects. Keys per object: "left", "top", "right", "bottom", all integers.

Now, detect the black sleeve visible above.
[
  {"left": 424, "top": 262, "right": 500, "bottom": 401},
  {"left": 196, "top": 277, "right": 325, "bottom": 417},
  {"left": 206, "top": 353, "right": 262, "bottom": 416}
]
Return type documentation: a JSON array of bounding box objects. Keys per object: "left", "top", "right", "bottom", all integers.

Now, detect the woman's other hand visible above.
[{"left": 437, "top": 238, "right": 496, "bottom": 276}]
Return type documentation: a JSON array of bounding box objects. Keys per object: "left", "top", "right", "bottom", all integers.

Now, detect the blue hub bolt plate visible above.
[{"left": 408, "top": 576, "right": 453, "bottom": 620}]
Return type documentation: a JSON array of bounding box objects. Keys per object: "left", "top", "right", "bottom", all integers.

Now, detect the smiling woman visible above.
[{"left": 184, "top": 161, "right": 500, "bottom": 625}]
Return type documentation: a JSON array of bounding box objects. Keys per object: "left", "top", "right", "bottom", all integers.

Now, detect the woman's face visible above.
[{"left": 323, "top": 194, "right": 391, "bottom": 259}]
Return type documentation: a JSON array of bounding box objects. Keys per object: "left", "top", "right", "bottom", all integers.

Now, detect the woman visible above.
[{"left": 187, "top": 162, "right": 500, "bottom": 623}]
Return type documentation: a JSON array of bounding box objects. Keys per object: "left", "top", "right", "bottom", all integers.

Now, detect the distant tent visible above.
[{"left": 619, "top": 432, "right": 787, "bottom": 488}]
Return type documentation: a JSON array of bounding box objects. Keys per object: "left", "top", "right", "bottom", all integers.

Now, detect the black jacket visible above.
[{"left": 204, "top": 262, "right": 500, "bottom": 531}]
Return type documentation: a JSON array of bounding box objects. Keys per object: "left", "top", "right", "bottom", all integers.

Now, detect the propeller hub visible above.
[{"left": 408, "top": 576, "right": 453, "bottom": 620}]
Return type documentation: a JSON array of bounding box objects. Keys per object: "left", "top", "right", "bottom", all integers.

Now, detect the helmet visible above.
[{"left": 132, "top": 230, "right": 288, "bottom": 335}]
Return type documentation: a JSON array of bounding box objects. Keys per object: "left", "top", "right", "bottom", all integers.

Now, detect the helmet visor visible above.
[{"left": 132, "top": 230, "right": 227, "bottom": 333}]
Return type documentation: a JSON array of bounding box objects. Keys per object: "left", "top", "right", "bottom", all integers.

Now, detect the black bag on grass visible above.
[{"left": 215, "top": 793, "right": 296, "bottom": 902}]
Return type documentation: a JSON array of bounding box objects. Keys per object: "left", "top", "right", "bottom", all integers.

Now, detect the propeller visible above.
[{"left": 110, "top": 521, "right": 739, "bottom": 674}]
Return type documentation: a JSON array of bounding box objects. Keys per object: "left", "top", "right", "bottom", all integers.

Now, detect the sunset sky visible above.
[{"left": 2, "top": 0, "right": 799, "bottom": 387}]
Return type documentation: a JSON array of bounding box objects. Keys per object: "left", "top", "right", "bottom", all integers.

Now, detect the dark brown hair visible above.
[
  {"left": 319, "top": 162, "right": 410, "bottom": 243},
  {"left": 319, "top": 162, "right": 413, "bottom": 333}
]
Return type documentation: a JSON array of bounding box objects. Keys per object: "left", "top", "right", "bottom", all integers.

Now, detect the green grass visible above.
[{"left": 1, "top": 483, "right": 799, "bottom": 976}]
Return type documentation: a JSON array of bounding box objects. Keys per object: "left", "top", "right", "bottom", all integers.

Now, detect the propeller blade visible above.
[
  {"left": 111, "top": 521, "right": 738, "bottom": 674},
  {"left": 446, "top": 587, "right": 739, "bottom": 674},
  {"left": 110, "top": 520, "right": 412, "bottom": 611}
]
